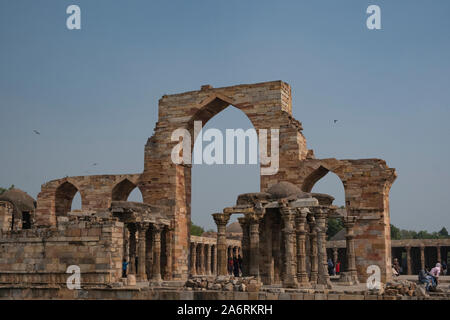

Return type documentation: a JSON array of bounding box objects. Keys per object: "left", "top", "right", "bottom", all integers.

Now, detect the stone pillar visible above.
[
  {"left": 152, "top": 224, "right": 162, "bottom": 282},
  {"left": 238, "top": 217, "right": 250, "bottom": 276},
  {"left": 204, "top": 244, "right": 211, "bottom": 275},
  {"left": 190, "top": 242, "right": 197, "bottom": 276},
  {"left": 137, "top": 223, "right": 149, "bottom": 281},
  {"left": 145, "top": 227, "right": 153, "bottom": 279},
  {"left": 437, "top": 245, "right": 441, "bottom": 263},
  {"left": 308, "top": 215, "right": 318, "bottom": 283},
  {"left": 249, "top": 215, "right": 261, "bottom": 279},
  {"left": 128, "top": 224, "right": 137, "bottom": 275},
  {"left": 420, "top": 245, "right": 425, "bottom": 270},
  {"left": 213, "top": 213, "right": 230, "bottom": 276},
  {"left": 344, "top": 216, "right": 359, "bottom": 284},
  {"left": 280, "top": 206, "right": 298, "bottom": 288},
  {"left": 198, "top": 243, "right": 205, "bottom": 275},
  {"left": 405, "top": 246, "right": 412, "bottom": 275},
  {"left": 164, "top": 228, "right": 173, "bottom": 280},
  {"left": 315, "top": 209, "right": 332, "bottom": 287},
  {"left": 295, "top": 208, "right": 310, "bottom": 287},
  {"left": 211, "top": 245, "right": 217, "bottom": 275},
  {"left": 333, "top": 247, "right": 338, "bottom": 267}
]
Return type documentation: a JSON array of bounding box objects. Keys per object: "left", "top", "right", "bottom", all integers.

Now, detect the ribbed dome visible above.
[
  {"left": 0, "top": 188, "right": 36, "bottom": 213},
  {"left": 226, "top": 221, "right": 242, "bottom": 233},
  {"left": 267, "top": 181, "right": 310, "bottom": 199}
]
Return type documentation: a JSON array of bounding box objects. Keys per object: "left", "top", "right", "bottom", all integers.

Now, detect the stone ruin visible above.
[{"left": 0, "top": 81, "right": 402, "bottom": 299}]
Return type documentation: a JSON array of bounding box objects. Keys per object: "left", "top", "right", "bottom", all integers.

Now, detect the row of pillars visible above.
[
  {"left": 404, "top": 245, "right": 446, "bottom": 275},
  {"left": 190, "top": 242, "right": 241, "bottom": 276},
  {"left": 124, "top": 223, "right": 172, "bottom": 282},
  {"left": 213, "top": 208, "right": 358, "bottom": 287}
]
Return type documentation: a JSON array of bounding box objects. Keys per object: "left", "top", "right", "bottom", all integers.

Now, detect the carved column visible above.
[
  {"left": 308, "top": 215, "right": 318, "bottom": 283},
  {"left": 190, "top": 242, "right": 197, "bottom": 276},
  {"left": 205, "top": 244, "right": 211, "bottom": 275},
  {"left": 420, "top": 245, "right": 425, "bottom": 270},
  {"left": 344, "top": 216, "right": 359, "bottom": 283},
  {"left": 213, "top": 213, "right": 230, "bottom": 276},
  {"left": 280, "top": 206, "right": 298, "bottom": 288},
  {"left": 333, "top": 247, "right": 338, "bottom": 266},
  {"left": 128, "top": 224, "right": 137, "bottom": 275},
  {"left": 295, "top": 208, "right": 310, "bottom": 287},
  {"left": 152, "top": 224, "right": 162, "bottom": 281},
  {"left": 405, "top": 246, "right": 412, "bottom": 275},
  {"left": 249, "top": 215, "right": 261, "bottom": 279},
  {"left": 198, "top": 243, "right": 205, "bottom": 275},
  {"left": 211, "top": 245, "right": 217, "bottom": 275},
  {"left": 238, "top": 217, "right": 250, "bottom": 276},
  {"left": 137, "top": 223, "right": 149, "bottom": 281},
  {"left": 315, "top": 209, "right": 332, "bottom": 287},
  {"left": 164, "top": 228, "right": 173, "bottom": 280},
  {"left": 437, "top": 245, "right": 441, "bottom": 263}
]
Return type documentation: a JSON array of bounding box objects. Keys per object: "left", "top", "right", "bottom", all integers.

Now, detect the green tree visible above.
[
  {"left": 390, "top": 224, "right": 401, "bottom": 240},
  {"left": 190, "top": 222, "right": 205, "bottom": 236},
  {"left": 438, "top": 227, "right": 449, "bottom": 238},
  {"left": 327, "top": 218, "right": 344, "bottom": 240}
]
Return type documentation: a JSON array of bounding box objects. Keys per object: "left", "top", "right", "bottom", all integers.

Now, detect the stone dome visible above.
[
  {"left": 0, "top": 188, "right": 36, "bottom": 213},
  {"left": 226, "top": 221, "right": 242, "bottom": 233},
  {"left": 267, "top": 181, "right": 311, "bottom": 200}
]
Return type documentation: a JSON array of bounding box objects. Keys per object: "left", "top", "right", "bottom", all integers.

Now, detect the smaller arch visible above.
[
  {"left": 112, "top": 179, "right": 138, "bottom": 201},
  {"left": 301, "top": 165, "right": 330, "bottom": 193},
  {"left": 55, "top": 181, "right": 81, "bottom": 216}
]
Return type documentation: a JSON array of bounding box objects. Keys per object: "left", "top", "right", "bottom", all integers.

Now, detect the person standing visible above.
[{"left": 122, "top": 259, "right": 129, "bottom": 278}]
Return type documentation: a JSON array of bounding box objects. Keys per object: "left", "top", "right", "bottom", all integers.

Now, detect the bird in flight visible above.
[
  {"left": 92, "top": 163, "right": 99, "bottom": 166},
  {"left": 333, "top": 120, "right": 338, "bottom": 124},
  {"left": 33, "top": 130, "right": 40, "bottom": 135}
]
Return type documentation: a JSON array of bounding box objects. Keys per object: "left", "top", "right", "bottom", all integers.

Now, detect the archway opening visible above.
[
  {"left": 112, "top": 179, "right": 143, "bottom": 202},
  {"left": 304, "top": 168, "right": 346, "bottom": 240},
  {"left": 71, "top": 191, "right": 82, "bottom": 211},
  {"left": 55, "top": 181, "right": 80, "bottom": 216},
  {"left": 191, "top": 105, "right": 260, "bottom": 233}
]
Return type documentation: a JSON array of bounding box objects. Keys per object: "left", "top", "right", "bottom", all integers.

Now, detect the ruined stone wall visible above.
[
  {"left": 140, "top": 81, "right": 309, "bottom": 280},
  {"left": 294, "top": 158, "right": 396, "bottom": 283},
  {"left": 0, "top": 216, "right": 124, "bottom": 286},
  {"left": 36, "top": 174, "right": 141, "bottom": 226},
  {"left": 0, "top": 202, "right": 13, "bottom": 233}
]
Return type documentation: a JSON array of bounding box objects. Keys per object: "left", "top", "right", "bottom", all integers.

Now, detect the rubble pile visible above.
[{"left": 184, "top": 276, "right": 261, "bottom": 292}]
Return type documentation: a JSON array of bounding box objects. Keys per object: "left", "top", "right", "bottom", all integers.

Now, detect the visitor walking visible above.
[{"left": 335, "top": 261, "right": 341, "bottom": 275}]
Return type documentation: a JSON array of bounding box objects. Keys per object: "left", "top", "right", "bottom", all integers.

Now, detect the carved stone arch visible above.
[
  {"left": 54, "top": 180, "right": 83, "bottom": 216},
  {"left": 112, "top": 178, "right": 139, "bottom": 201}
]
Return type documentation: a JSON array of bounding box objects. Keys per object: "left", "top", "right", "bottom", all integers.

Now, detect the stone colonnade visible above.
[
  {"left": 124, "top": 222, "right": 172, "bottom": 282},
  {"left": 189, "top": 235, "right": 241, "bottom": 276},
  {"left": 214, "top": 203, "right": 349, "bottom": 289}
]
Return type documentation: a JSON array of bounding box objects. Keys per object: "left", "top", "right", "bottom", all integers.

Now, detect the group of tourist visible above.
[
  {"left": 327, "top": 258, "right": 341, "bottom": 276},
  {"left": 418, "top": 263, "right": 445, "bottom": 292},
  {"left": 228, "top": 254, "right": 243, "bottom": 277}
]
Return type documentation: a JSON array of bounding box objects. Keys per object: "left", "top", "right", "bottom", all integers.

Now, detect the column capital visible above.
[
  {"left": 212, "top": 213, "right": 231, "bottom": 227},
  {"left": 152, "top": 223, "right": 164, "bottom": 233}
]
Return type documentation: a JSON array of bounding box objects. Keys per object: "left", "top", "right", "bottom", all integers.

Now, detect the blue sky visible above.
[{"left": 1, "top": 0, "right": 449, "bottom": 231}]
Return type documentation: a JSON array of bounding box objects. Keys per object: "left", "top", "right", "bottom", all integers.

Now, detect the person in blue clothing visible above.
[{"left": 122, "top": 259, "right": 129, "bottom": 278}]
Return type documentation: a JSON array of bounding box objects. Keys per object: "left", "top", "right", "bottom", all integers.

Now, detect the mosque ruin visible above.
[{"left": 3, "top": 80, "right": 445, "bottom": 300}]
